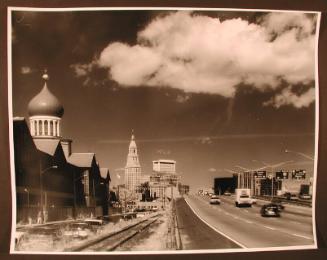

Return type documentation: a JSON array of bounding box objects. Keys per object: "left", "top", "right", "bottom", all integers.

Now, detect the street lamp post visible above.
[
  {"left": 73, "top": 171, "right": 87, "bottom": 218},
  {"left": 39, "top": 162, "right": 58, "bottom": 223},
  {"left": 24, "top": 188, "right": 30, "bottom": 208},
  {"left": 285, "top": 149, "right": 314, "bottom": 161},
  {"left": 115, "top": 171, "right": 124, "bottom": 211}
]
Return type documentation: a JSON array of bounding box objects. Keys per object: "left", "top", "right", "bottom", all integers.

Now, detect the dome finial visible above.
[
  {"left": 28, "top": 69, "right": 64, "bottom": 118},
  {"left": 42, "top": 69, "right": 49, "bottom": 81},
  {"left": 131, "top": 129, "right": 135, "bottom": 140}
]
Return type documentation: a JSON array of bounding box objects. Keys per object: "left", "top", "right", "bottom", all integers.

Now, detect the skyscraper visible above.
[{"left": 125, "top": 131, "right": 141, "bottom": 192}]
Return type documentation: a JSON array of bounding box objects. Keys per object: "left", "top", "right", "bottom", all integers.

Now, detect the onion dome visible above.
[{"left": 28, "top": 72, "right": 64, "bottom": 117}]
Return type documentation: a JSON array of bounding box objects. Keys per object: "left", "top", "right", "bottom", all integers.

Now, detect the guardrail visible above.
[{"left": 254, "top": 195, "right": 312, "bottom": 207}]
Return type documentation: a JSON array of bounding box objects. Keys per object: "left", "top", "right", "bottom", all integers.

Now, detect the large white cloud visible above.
[
  {"left": 264, "top": 86, "right": 315, "bottom": 108},
  {"left": 73, "top": 11, "right": 317, "bottom": 107}
]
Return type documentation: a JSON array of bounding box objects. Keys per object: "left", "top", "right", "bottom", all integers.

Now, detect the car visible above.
[
  {"left": 84, "top": 218, "right": 104, "bottom": 233},
  {"left": 261, "top": 204, "right": 280, "bottom": 217},
  {"left": 251, "top": 198, "right": 257, "bottom": 204},
  {"left": 209, "top": 195, "right": 221, "bottom": 204},
  {"left": 290, "top": 194, "right": 299, "bottom": 201},
  {"left": 15, "top": 231, "right": 26, "bottom": 248},
  {"left": 96, "top": 215, "right": 110, "bottom": 224},
  {"left": 63, "top": 222, "right": 93, "bottom": 239},
  {"left": 271, "top": 199, "right": 285, "bottom": 210},
  {"left": 224, "top": 191, "right": 232, "bottom": 196},
  {"left": 151, "top": 205, "right": 159, "bottom": 211},
  {"left": 299, "top": 194, "right": 312, "bottom": 200},
  {"left": 21, "top": 226, "right": 63, "bottom": 248},
  {"left": 28, "top": 226, "right": 63, "bottom": 240},
  {"left": 16, "top": 227, "right": 62, "bottom": 250},
  {"left": 84, "top": 218, "right": 103, "bottom": 226},
  {"left": 284, "top": 192, "right": 298, "bottom": 201}
]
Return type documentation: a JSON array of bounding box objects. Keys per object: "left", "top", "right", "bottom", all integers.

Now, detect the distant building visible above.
[
  {"left": 214, "top": 176, "right": 237, "bottom": 195},
  {"left": 124, "top": 131, "right": 141, "bottom": 193},
  {"left": 178, "top": 183, "right": 190, "bottom": 195},
  {"left": 236, "top": 168, "right": 312, "bottom": 196},
  {"left": 139, "top": 174, "right": 150, "bottom": 184},
  {"left": 153, "top": 159, "right": 176, "bottom": 174},
  {"left": 260, "top": 178, "right": 282, "bottom": 196},
  {"left": 149, "top": 159, "right": 180, "bottom": 200}
]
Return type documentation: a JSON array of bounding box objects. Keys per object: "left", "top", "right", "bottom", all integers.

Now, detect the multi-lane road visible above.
[{"left": 175, "top": 194, "right": 315, "bottom": 249}]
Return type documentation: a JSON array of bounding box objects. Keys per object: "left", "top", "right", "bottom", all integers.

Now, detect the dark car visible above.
[
  {"left": 261, "top": 204, "right": 281, "bottom": 217},
  {"left": 271, "top": 199, "right": 285, "bottom": 211},
  {"left": 284, "top": 192, "right": 298, "bottom": 201}
]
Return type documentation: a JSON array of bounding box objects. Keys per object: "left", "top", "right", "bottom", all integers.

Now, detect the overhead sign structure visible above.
[
  {"left": 253, "top": 170, "right": 267, "bottom": 179},
  {"left": 276, "top": 170, "right": 289, "bottom": 180},
  {"left": 292, "top": 170, "right": 306, "bottom": 180}
]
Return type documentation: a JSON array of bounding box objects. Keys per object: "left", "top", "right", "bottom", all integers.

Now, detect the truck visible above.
[{"left": 235, "top": 188, "right": 252, "bottom": 207}]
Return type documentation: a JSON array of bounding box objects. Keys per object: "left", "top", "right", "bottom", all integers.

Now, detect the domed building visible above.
[
  {"left": 13, "top": 71, "right": 111, "bottom": 224},
  {"left": 27, "top": 72, "right": 64, "bottom": 139}
]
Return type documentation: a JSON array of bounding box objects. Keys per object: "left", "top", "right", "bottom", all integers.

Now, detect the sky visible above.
[{"left": 11, "top": 9, "right": 318, "bottom": 191}]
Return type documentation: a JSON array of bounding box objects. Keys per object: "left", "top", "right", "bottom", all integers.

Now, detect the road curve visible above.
[{"left": 185, "top": 194, "right": 315, "bottom": 248}]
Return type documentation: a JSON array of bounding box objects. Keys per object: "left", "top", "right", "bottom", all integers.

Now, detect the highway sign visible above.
[
  {"left": 292, "top": 170, "right": 306, "bottom": 179},
  {"left": 253, "top": 170, "right": 266, "bottom": 179},
  {"left": 276, "top": 170, "right": 289, "bottom": 179}
]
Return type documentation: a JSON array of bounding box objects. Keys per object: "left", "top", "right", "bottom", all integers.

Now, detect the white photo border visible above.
[{"left": 7, "top": 6, "right": 321, "bottom": 255}]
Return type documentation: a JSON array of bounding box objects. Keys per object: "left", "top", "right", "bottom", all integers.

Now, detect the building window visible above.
[
  {"left": 34, "top": 121, "right": 37, "bottom": 135},
  {"left": 49, "top": 121, "right": 53, "bottom": 136},
  {"left": 44, "top": 120, "right": 48, "bottom": 135}
]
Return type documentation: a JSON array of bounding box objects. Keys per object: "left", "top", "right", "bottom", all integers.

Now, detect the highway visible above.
[{"left": 175, "top": 195, "right": 314, "bottom": 249}]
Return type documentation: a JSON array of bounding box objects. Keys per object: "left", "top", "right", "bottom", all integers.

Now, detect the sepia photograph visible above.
[{"left": 8, "top": 7, "right": 320, "bottom": 254}]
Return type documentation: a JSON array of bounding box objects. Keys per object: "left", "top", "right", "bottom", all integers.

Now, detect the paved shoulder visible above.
[{"left": 175, "top": 197, "right": 240, "bottom": 250}]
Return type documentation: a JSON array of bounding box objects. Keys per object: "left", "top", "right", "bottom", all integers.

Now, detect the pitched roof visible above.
[
  {"left": 33, "top": 139, "right": 60, "bottom": 156},
  {"left": 13, "top": 117, "right": 25, "bottom": 122},
  {"left": 67, "top": 153, "right": 95, "bottom": 168},
  {"left": 100, "top": 168, "right": 109, "bottom": 179}
]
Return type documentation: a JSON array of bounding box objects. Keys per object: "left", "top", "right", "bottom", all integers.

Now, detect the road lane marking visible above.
[
  {"left": 244, "top": 220, "right": 253, "bottom": 224},
  {"left": 263, "top": 225, "right": 276, "bottom": 230},
  {"left": 244, "top": 209, "right": 249, "bottom": 213},
  {"left": 292, "top": 233, "right": 312, "bottom": 240},
  {"left": 184, "top": 198, "right": 247, "bottom": 248},
  {"left": 290, "top": 221, "right": 301, "bottom": 225}
]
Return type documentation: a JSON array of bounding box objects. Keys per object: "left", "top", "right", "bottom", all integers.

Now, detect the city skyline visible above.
[{"left": 11, "top": 9, "right": 318, "bottom": 191}]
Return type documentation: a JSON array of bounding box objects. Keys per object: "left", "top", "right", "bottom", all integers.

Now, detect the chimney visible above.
[{"left": 61, "top": 139, "right": 72, "bottom": 159}]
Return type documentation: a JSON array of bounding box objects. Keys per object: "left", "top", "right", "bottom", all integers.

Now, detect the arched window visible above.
[
  {"left": 34, "top": 121, "right": 37, "bottom": 135},
  {"left": 54, "top": 121, "right": 57, "bottom": 136},
  {"left": 38, "top": 121, "right": 42, "bottom": 135},
  {"left": 49, "top": 121, "right": 53, "bottom": 136},
  {"left": 44, "top": 120, "right": 48, "bottom": 135}
]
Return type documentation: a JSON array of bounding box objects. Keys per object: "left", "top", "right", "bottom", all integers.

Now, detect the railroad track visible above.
[{"left": 66, "top": 214, "right": 161, "bottom": 252}]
